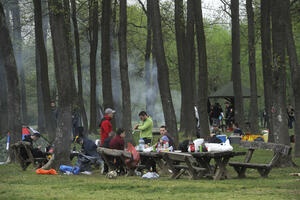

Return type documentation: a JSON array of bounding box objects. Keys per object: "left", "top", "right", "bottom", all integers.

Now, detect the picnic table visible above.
[
  {"left": 139, "top": 152, "right": 170, "bottom": 174},
  {"left": 191, "top": 151, "right": 246, "bottom": 180},
  {"left": 159, "top": 151, "right": 245, "bottom": 180}
]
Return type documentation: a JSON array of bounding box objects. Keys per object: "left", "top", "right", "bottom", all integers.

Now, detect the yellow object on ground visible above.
[{"left": 241, "top": 134, "right": 264, "bottom": 141}]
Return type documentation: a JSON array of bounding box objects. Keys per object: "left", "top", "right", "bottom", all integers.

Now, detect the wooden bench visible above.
[
  {"left": 229, "top": 141, "right": 292, "bottom": 178},
  {"left": 97, "top": 147, "right": 134, "bottom": 175},
  {"left": 11, "top": 141, "right": 48, "bottom": 170},
  {"left": 161, "top": 152, "right": 206, "bottom": 180}
]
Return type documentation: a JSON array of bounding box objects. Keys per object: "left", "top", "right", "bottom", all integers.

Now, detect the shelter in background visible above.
[{"left": 208, "top": 81, "right": 258, "bottom": 105}]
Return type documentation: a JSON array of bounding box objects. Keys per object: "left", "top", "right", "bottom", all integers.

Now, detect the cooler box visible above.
[
  {"left": 229, "top": 136, "right": 241, "bottom": 144},
  {"left": 216, "top": 135, "right": 227, "bottom": 143}
]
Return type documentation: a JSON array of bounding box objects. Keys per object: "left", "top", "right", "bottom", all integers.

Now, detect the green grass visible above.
[{"left": 1, "top": 148, "right": 300, "bottom": 200}]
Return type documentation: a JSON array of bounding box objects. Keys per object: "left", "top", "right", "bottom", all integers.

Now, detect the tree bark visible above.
[
  {"left": 270, "top": 0, "right": 290, "bottom": 145},
  {"left": 0, "top": 1, "right": 22, "bottom": 161},
  {"left": 70, "top": 0, "right": 88, "bottom": 135},
  {"left": 285, "top": 0, "right": 300, "bottom": 157},
  {"left": 152, "top": 0, "right": 178, "bottom": 145},
  {"left": 111, "top": 0, "right": 122, "bottom": 128},
  {"left": 41, "top": 0, "right": 48, "bottom": 47},
  {"left": 174, "top": 0, "right": 186, "bottom": 133},
  {"left": 48, "top": 0, "right": 73, "bottom": 168},
  {"left": 194, "top": 0, "right": 210, "bottom": 138},
  {"left": 260, "top": 0, "right": 274, "bottom": 142},
  {"left": 88, "top": 0, "right": 99, "bottom": 135},
  {"left": 119, "top": 0, "right": 133, "bottom": 143},
  {"left": 231, "top": 0, "right": 245, "bottom": 129},
  {"left": 246, "top": 0, "right": 259, "bottom": 134},
  {"left": 33, "top": 0, "right": 57, "bottom": 142},
  {"left": 11, "top": 0, "right": 27, "bottom": 124},
  {"left": 0, "top": 55, "right": 8, "bottom": 137},
  {"left": 101, "top": 0, "right": 114, "bottom": 110}
]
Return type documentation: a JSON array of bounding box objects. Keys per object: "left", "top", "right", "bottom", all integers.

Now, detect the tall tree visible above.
[
  {"left": 246, "top": 0, "right": 259, "bottom": 134},
  {"left": 0, "top": 55, "right": 8, "bottom": 137},
  {"left": 111, "top": 0, "right": 122, "bottom": 128},
  {"left": 101, "top": 0, "right": 114, "bottom": 110},
  {"left": 47, "top": 0, "right": 73, "bottom": 168},
  {"left": 119, "top": 0, "right": 133, "bottom": 143},
  {"left": 11, "top": 0, "right": 27, "bottom": 124},
  {"left": 152, "top": 0, "right": 178, "bottom": 145},
  {"left": 230, "top": 0, "right": 244, "bottom": 128},
  {"left": 174, "top": 0, "right": 186, "bottom": 133},
  {"left": 70, "top": 0, "right": 88, "bottom": 135},
  {"left": 260, "top": 0, "right": 274, "bottom": 142},
  {"left": 41, "top": 0, "right": 49, "bottom": 46},
  {"left": 194, "top": 0, "right": 210, "bottom": 138},
  {"left": 270, "top": 0, "right": 289, "bottom": 145},
  {"left": 33, "top": 0, "right": 57, "bottom": 142},
  {"left": 89, "top": 0, "right": 99, "bottom": 134},
  {"left": 285, "top": 0, "right": 300, "bottom": 157},
  {"left": 0, "top": 1, "right": 22, "bottom": 160}
]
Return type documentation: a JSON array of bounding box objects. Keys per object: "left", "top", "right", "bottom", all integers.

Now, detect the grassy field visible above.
[{"left": 1, "top": 146, "right": 300, "bottom": 200}]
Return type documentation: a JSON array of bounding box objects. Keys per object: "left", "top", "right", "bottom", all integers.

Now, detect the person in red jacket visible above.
[{"left": 100, "top": 108, "right": 115, "bottom": 146}]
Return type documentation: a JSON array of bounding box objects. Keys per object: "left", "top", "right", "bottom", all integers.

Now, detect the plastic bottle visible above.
[
  {"left": 165, "top": 141, "right": 169, "bottom": 151},
  {"left": 138, "top": 138, "right": 145, "bottom": 152}
]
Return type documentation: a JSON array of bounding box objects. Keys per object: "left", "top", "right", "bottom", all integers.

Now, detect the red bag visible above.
[
  {"left": 125, "top": 143, "right": 140, "bottom": 169},
  {"left": 36, "top": 168, "right": 58, "bottom": 175}
]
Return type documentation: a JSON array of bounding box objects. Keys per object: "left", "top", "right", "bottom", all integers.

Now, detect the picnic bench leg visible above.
[
  {"left": 163, "top": 154, "right": 182, "bottom": 179},
  {"left": 196, "top": 157, "right": 213, "bottom": 178},
  {"left": 185, "top": 157, "right": 203, "bottom": 180},
  {"left": 232, "top": 166, "right": 247, "bottom": 178},
  {"left": 101, "top": 154, "right": 116, "bottom": 172},
  {"left": 155, "top": 158, "right": 170, "bottom": 175},
  {"left": 214, "top": 157, "right": 230, "bottom": 180},
  {"left": 257, "top": 168, "right": 271, "bottom": 178}
]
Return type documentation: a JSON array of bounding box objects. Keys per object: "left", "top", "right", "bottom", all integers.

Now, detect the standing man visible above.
[
  {"left": 134, "top": 111, "right": 153, "bottom": 145},
  {"left": 100, "top": 108, "right": 115, "bottom": 146}
]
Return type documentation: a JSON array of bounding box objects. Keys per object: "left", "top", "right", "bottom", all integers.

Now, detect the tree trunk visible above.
[
  {"left": 47, "top": 0, "right": 73, "bottom": 168},
  {"left": 11, "top": 0, "right": 27, "bottom": 124},
  {"left": 88, "top": 0, "right": 99, "bottom": 135},
  {"left": 246, "top": 0, "right": 259, "bottom": 134},
  {"left": 152, "top": 0, "right": 178, "bottom": 145},
  {"left": 175, "top": 0, "right": 186, "bottom": 133},
  {"left": 145, "top": 0, "right": 153, "bottom": 118},
  {"left": 260, "top": 0, "right": 274, "bottom": 142},
  {"left": 194, "top": 0, "right": 210, "bottom": 138},
  {"left": 111, "top": 0, "right": 122, "bottom": 128},
  {"left": 231, "top": 0, "right": 245, "bottom": 129},
  {"left": 101, "top": 0, "right": 114, "bottom": 110},
  {"left": 0, "top": 55, "right": 8, "bottom": 137},
  {"left": 285, "top": 0, "right": 300, "bottom": 157},
  {"left": 0, "top": 1, "right": 22, "bottom": 161},
  {"left": 119, "top": 0, "right": 133, "bottom": 143},
  {"left": 270, "top": 0, "right": 290, "bottom": 145},
  {"left": 41, "top": 0, "right": 48, "bottom": 47},
  {"left": 33, "top": 0, "right": 57, "bottom": 142},
  {"left": 70, "top": 0, "right": 88, "bottom": 135},
  {"left": 63, "top": 0, "right": 77, "bottom": 104}
]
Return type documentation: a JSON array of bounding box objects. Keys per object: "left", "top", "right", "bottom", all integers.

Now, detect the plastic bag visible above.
[
  {"left": 205, "top": 139, "right": 233, "bottom": 152},
  {"left": 142, "top": 172, "right": 159, "bottom": 179},
  {"left": 125, "top": 143, "right": 140, "bottom": 169}
]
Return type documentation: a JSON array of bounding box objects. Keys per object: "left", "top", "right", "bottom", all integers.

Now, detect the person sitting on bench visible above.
[
  {"left": 109, "top": 128, "right": 126, "bottom": 175},
  {"left": 208, "top": 132, "right": 222, "bottom": 143},
  {"left": 76, "top": 136, "right": 102, "bottom": 172},
  {"left": 20, "top": 132, "right": 44, "bottom": 169}
]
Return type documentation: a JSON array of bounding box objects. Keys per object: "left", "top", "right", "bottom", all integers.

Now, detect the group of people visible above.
[{"left": 208, "top": 102, "right": 234, "bottom": 131}]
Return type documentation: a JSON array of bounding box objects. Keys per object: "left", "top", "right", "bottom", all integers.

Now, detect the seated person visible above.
[
  {"left": 207, "top": 132, "right": 222, "bottom": 143},
  {"left": 211, "top": 123, "right": 221, "bottom": 135},
  {"left": 232, "top": 123, "right": 244, "bottom": 136},
  {"left": 109, "top": 128, "right": 126, "bottom": 175},
  {"left": 102, "top": 132, "right": 116, "bottom": 148},
  {"left": 158, "top": 125, "right": 175, "bottom": 149},
  {"left": 76, "top": 137, "right": 102, "bottom": 172},
  {"left": 21, "top": 132, "right": 44, "bottom": 170},
  {"left": 109, "top": 128, "right": 125, "bottom": 150}
]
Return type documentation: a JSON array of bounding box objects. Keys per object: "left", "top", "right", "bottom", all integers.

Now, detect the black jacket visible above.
[
  {"left": 208, "top": 135, "right": 222, "bottom": 143},
  {"left": 102, "top": 136, "right": 113, "bottom": 148},
  {"left": 82, "top": 138, "right": 98, "bottom": 157}
]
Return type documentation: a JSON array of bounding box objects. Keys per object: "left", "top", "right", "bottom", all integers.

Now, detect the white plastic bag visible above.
[
  {"left": 142, "top": 172, "right": 159, "bottom": 179},
  {"left": 205, "top": 139, "right": 233, "bottom": 152}
]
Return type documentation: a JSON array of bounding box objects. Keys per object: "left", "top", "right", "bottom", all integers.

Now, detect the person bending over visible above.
[{"left": 134, "top": 111, "right": 153, "bottom": 145}]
